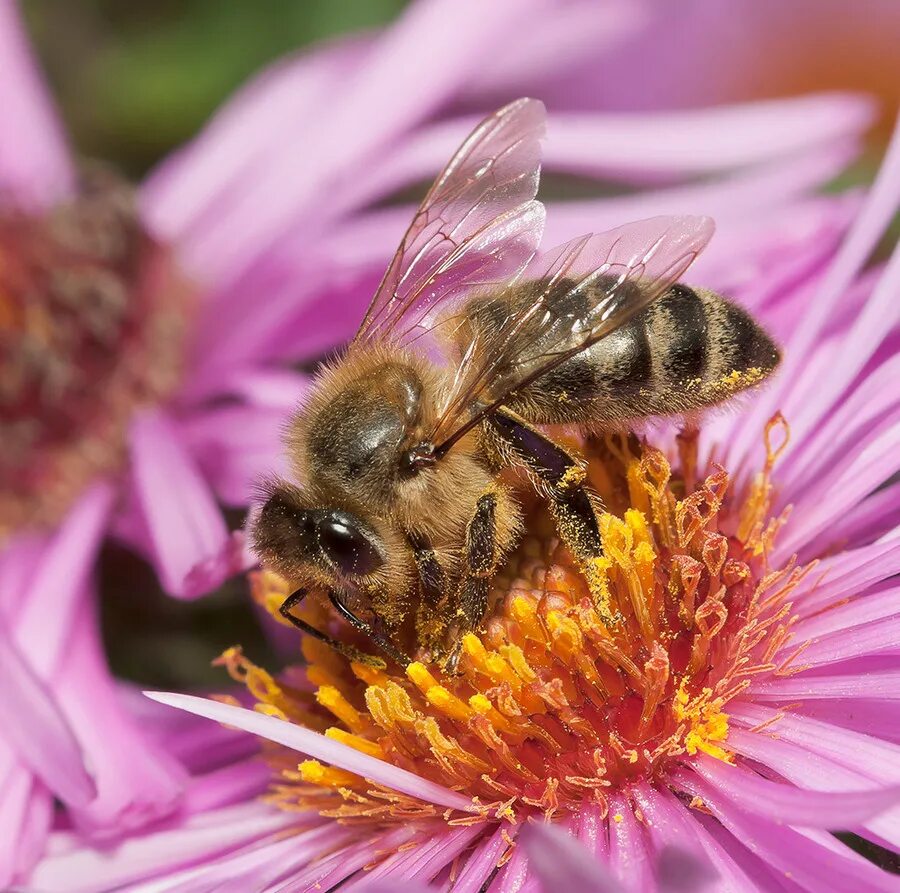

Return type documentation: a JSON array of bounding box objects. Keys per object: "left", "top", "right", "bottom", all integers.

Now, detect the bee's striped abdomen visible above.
[{"left": 499, "top": 282, "right": 780, "bottom": 426}]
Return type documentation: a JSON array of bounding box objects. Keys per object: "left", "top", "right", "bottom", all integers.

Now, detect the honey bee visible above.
[{"left": 252, "top": 98, "right": 780, "bottom": 668}]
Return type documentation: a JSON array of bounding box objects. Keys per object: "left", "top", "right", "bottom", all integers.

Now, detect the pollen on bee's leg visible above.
[{"left": 227, "top": 421, "right": 805, "bottom": 825}]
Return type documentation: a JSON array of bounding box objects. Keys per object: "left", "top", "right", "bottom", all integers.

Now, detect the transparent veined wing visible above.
[
  {"left": 429, "top": 215, "right": 716, "bottom": 453},
  {"left": 353, "top": 98, "right": 547, "bottom": 346}
]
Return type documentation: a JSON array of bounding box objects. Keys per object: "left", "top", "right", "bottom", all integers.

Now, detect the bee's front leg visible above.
[{"left": 279, "top": 588, "right": 396, "bottom": 668}]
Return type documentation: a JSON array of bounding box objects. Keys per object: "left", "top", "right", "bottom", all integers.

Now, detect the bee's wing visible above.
[
  {"left": 352, "top": 98, "right": 547, "bottom": 346},
  {"left": 429, "top": 215, "right": 716, "bottom": 451}
]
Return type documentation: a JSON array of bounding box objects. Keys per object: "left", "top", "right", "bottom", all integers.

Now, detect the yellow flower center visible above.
[{"left": 223, "top": 418, "right": 806, "bottom": 825}]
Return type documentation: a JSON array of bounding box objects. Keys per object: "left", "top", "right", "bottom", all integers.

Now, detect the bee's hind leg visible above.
[{"left": 485, "top": 410, "right": 614, "bottom": 620}]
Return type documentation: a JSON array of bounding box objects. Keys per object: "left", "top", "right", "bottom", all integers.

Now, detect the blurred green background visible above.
[{"left": 24, "top": 0, "right": 406, "bottom": 178}]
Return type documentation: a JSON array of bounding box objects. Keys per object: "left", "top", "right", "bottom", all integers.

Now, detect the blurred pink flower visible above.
[
  {"left": 2, "top": 0, "right": 897, "bottom": 889},
  {"left": 27, "top": 81, "right": 900, "bottom": 893}
]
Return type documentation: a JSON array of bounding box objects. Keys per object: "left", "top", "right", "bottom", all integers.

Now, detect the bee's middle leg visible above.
[{"left": 485, "top": 410, "right": 610, "bottom": 612}]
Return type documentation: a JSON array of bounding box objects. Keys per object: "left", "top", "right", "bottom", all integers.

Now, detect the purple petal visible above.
[
  {"left": 347, "top": 825, "right": 483, "bottom": 889},
  {"left": 128, "top": 409, "right": 232, "bottom": 598},
  {"left": 453, "top": 825, "right": 515, "bottom": 893},
  {"left": 56, "top": 609, "right": 187, "bottom": 839},
  {"left": 355, "top": 881, "right": 435, "bottom": 893},
  {"left": 144, "top": 691, "right": 474, "bottom": 812},
  {"left": 0, "top": 625, "right": 95, "bottom": 806},
  {"left": 693, "top": 755, "right": 900, "bottom": 826},
  {"left": 607, "top": 793, "right": 654, "bottom": 892},
  {"left": 520, "top": 822, "right": 623, "bottom": 893},
  {"left": 29, "top": 801, "right": 299, "bottom": 893},
  {"left": 0, "top": 771, "right": 47, "bottom": 890},
  {"left": 672, "top": 770, "right": 899, "bottom": 892},
  {"left": 730, "top": 113, "right": 900, "bottom": 467},
  {"left": 748, "top": 669, "right": 900, "bottom": 700},
  {"left": 272, "top": 825, "right": 417, "bottom": 893},
  {"left": 793, "top": 583, "right": 900, "bottom": 637},
  {"left": 633, "top": 784, "right": 756, "bottom": 893},
  {"left": 141, "top": 35, "right": 364, "bottom": 255},
  {"left": 789, "top": 614, "right": 900, "bottom": 668},
  {"left": 0, "top": 0, "right": 74, "bottom": 208},
  {"left": 14, "top": 483, "right": 114, "bottom": 675},
  {"left": 729, "top": 704, "right": 900, "bottom": 784},
  {"left": 366, "top": 94, "right": 872, "bottom": 197}
]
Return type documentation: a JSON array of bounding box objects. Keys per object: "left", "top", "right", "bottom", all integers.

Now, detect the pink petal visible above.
[
  {"left": 0, "top": 0, "right": 74, "bottom": 208},
  {"left": 0, "top": 772, "right": 44, "bottom": 889},
  {"left": 793, "top": 583, "right": 899, "bottom": 636},
  {"left": 13, "top": 483, "right": 114, "bottom": 674},
  {"left": 144, "top": 691, "right": 474, "bottom": 812},
  {"left": 608, "top": 792, "right": 655, "bottom": 892},
  {"left": 347, "top": 825, "right": 483, "bottom": 888},
  {"left": 520, "top": 821, "right": 623, "bottom": 893},
  {"left": 0, "top": 625, "right": 95, "bottom": 807},
  {"left": 724, "top": 725, "right": 900, "bottom": 847},
  {"left": 693, "top": 756, "right": 900, "bottom": 826},
  {"left": 365, "top": 94, "right": 872, "bottom": 198},
  {"left": 775, "top": 353, "right": 900, "bottom": 504},
  {"left": 453, "top": 825, "right": 514, "bottom": 893},
  {"left": 672, "top": 770, "right": 899, "bottom": 892},
  {"left": 788, "top": 615, "right": 900, "bottom": 668},
  {"left": 793, "top": 699, "right": 900, "bottom": 744},
  {"left": 136, "top": 823, "right": 348, "bottom": 893},
  {"left": 730, "top": 114, "right": 900, "bottom": 467},
  {"left": 272, "top": 825, "right": 417, "bottom": 893},
  {"left": 633, "top": 784, "right": 754, "bottom": 893},
  {"left": 790, "top": 539, "right": 900, "bottom": 616},
  {"left": 12, "top": 778, "right": 52, "bottom": 884},
  {"left": 57, "top": 609, "right": 187, "bottom": 839},
  {"left": 822, "top": 484, "right": 900, "bottom": 552},
  {"left": 29, "top": 801, "right": 299, "bottom": 893},
  {"left": 729, "top": 704, "right": 900, "bottom": 784},
  {"left": 172, "top": 0, "right": 536, "bottom": 293},
  {"left": 128, "top": 409, "right": 233, "bottom": 598},
  {"left": 141, "top": 35, "right": 363, "bottom": 251},
  {"left": 747, "top": 669, "right": 900, "bottom": 701}
]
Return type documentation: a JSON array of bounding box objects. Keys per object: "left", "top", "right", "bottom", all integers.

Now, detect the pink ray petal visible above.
[
  {"left": 0, "top": 625, "right": 95, "bottom": 807},
  {"left": 520, "top": 821, "right": 624, "bottom": 893},
  {"left": 128, "top": 409, "right": 234, "bottom": 598},
  {"left": 693, "top": 755, "right": 900, "bottom": 826},
  {"left": 271, "top": 825, "right": 417, "bottom": 893},
  {"left": 144, "top": 691, "right": 475, "bottom": 811},
  {"left": 346, "top": 825, "right": 483, "bottom": 889},
  {"left": 672, "top": 770, "right": 898, "bottom": 892},
  {"left": 364, "top": 93, "right": 872, "bottom": 199},
  {"left": 747, "top": 669, "right": 900, "bottom": 701},
  {"left": 633, "top": 785, "right": 755, "bottom": 893},
  {"left": 58, "top": 609, "right": 187, "bottom": 839},
  {"left": 28, "top": 801, "right": 300, "bottom": 893},
  {"left": 452, "top": 825, "right": 515, "bottom": 893},
  {"left": 788, "top": 615, "right": 900, "bottom": 668},
  {"left": 13, "top": 483, "right": 114, "bottom": 673},
  {"left": 607, "top": 792, "right": 654, "bottom": 892},
  {"left": 730, "top": 113, "right": 900, "bottom": 467},
  {"left": 724, "top": 726, "right": 900, "bottom": 846},
  {"left": 0, "top": 0, "right": 74, "bottom": 208},
  {"left": 729, "top": 704, "right": 900, "bottom": 784}
]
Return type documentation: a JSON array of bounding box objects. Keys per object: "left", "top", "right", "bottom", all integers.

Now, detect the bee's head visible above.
[
  {"left": 293, "top": 353, "right": 446, "bottom": 508},
  {"left": 251, "top": 484, "right": 385, "bottom": 584}
]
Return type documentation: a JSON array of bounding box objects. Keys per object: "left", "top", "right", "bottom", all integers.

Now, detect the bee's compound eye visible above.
[{"left": 318, "top": 515, "right": 382, "bottom": 577}]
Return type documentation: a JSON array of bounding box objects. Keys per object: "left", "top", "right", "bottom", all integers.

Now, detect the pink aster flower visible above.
[
  {"left": 26, "top": 89, "right": 900, "bottom": 893},
  {"left": 3, "top": 2, "right": 896, "bottom": 891}
]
